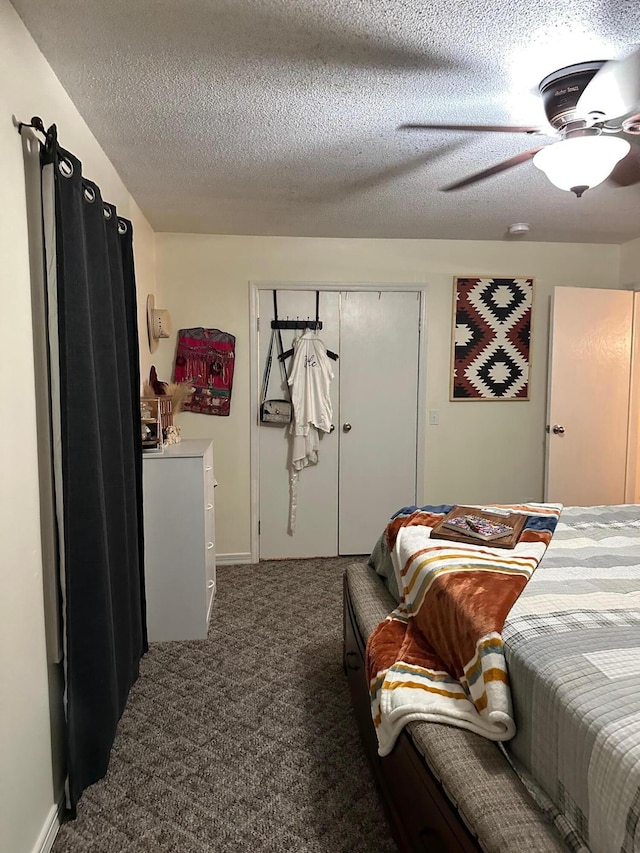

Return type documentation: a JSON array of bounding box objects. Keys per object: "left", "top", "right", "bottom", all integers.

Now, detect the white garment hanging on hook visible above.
[{"left": 287, "top": 329, "right": 334, "bottom": 533}]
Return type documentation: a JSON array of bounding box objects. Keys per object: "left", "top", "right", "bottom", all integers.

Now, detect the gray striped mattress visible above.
[{"left": 503, "top": 504, "right": 640, "bottom": 853}]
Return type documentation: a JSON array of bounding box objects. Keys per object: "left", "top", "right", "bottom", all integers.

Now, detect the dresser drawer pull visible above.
[
  {"left": 207, "top": 580, "right": 215, "bottom": 589},
  {"left": 206, "top": 503, "right": 214, "bottom": 511},
  {"left": 207, "top": 542, "right": 214, "bottom": 550}
]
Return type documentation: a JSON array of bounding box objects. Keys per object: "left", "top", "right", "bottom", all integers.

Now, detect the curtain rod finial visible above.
[{"left": 15, "top": 115, "right": 47, "bottom": 137}]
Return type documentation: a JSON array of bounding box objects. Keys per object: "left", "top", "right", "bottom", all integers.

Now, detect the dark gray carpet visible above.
[{"left": 53, "top": 557, "right": 397, "bottom": 852}]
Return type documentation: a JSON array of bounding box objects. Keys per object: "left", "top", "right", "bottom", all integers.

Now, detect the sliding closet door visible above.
[
  {"left": 258, "top": 288, "right": 421, "bottom": 559},
  {"left": 338, "top": 291, "right": 420, "bottom": 554},
  {"left": 258, "top": 290, "right": 340, "bottom": 558}
]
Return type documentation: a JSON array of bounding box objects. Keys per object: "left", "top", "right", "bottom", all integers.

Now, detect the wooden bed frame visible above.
[{"left": 343, "top": 573, "right": 481, "bottom": 853}]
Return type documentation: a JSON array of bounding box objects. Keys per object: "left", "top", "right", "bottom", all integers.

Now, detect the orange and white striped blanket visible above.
[{"left": 365, "top": 503, "right": 561, "bottom": 756}]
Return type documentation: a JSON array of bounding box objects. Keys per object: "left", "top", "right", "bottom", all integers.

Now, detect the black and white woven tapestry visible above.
[{"left": 451, "top": 276, "right": 534, "bottom": 400}]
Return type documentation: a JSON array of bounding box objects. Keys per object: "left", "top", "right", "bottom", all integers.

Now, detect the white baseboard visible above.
[
  {"left": 216, "top": 552, "right": 253, "bottom": 566},
  {"left": 32, "top": 801, "right": 61, "bottom": 853}
]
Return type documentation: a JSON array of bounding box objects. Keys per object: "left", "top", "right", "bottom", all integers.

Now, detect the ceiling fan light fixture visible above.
[{"left": 533, "top": 136, "right": 631, "bottom": 196}]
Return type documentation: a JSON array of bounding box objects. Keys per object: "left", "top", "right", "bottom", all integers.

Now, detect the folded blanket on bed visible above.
[{"left": 365, "top": 503, "right": 562, "bottom": 756}]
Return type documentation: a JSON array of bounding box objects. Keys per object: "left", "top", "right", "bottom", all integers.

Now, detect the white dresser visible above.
[{"left": 142, "top": 439, "right": 216, "bottom": 641}]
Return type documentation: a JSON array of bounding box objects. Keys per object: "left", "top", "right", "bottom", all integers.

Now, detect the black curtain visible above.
[{"left": 41, "top": 126, "right": 147, "bottom": 812}]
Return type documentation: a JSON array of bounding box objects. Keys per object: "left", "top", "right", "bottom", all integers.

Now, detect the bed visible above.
[{"left": 343, "top": 503, "right": 640, "bottom": 853}]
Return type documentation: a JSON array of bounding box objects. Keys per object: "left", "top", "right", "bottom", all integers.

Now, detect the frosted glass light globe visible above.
[{"left": 533, "top": 136, "right": 631, "bottom": 196}]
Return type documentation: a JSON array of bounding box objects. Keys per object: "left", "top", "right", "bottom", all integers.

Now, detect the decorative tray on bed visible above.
[{"left": 431, "top": 506, "right": 525, "bottom": 549}]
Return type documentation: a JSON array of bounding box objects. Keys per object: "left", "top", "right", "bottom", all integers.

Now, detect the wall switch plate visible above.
[{"left": 428, "top": 409, "right": 439, "bottom": 426}]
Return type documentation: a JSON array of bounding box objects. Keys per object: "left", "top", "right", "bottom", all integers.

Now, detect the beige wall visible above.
[
  {"left": 155, "top": 234, "right": 622, "bottom": 558},
  {"left": 1, "top": 2, "right": 636, "bottom": 847},
  {"left": 620, "top": 236, "right": 640, "bottom": 288},
  {"left": 0, "top": 2, "right": 156, "bottom": 850}
]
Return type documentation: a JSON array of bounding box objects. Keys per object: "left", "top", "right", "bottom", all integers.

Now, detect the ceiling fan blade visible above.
[
  {"left": 577, "top": 47, "right": 640, "bottom": 121},
  {"left": 204, "top": 7, "right": 464, "bottom": 74},
  {"left": 440, "top": 147, "right": 545, "bottom": 191},
  {"left": 400, "top": 123, "right": 544, "bottom": 134},
  {"left": 608, "top": 141, "right": 640, "bottom": 187},
  {"left": 304, "top": 142, "right": 464, "bottom": 202}
]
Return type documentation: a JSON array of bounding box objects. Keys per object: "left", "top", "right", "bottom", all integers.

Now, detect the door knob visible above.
[
  {"left": 343, "top": 423, "right": 352, "bottom": 432},
  {"left": 552, "top": 424, "right": 565, "bottom": 435}
]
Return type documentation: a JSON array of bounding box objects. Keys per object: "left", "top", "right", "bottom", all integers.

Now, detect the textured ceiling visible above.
[{"left": 10, "top": 0, "right": 640, "bottom": 242}]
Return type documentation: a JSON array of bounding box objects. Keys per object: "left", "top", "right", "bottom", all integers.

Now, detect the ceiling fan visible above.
[{"left": 401, "top": 48, "right": 640, "bottom": 196}]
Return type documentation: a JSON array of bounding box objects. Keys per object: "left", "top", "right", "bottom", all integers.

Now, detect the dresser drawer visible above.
[{"left": 143, "top": 439, "right": 216, "bottom": 641}]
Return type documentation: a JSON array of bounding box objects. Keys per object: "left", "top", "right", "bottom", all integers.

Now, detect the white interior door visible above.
[
  {"left": 545, "top": 287, "right": 633, "bottom": 506},
  {"left": 258, "top": 288, "right": 421, "bottom": 559},
  {"left": 338, "top": 291, "right": 420, "bottom": 553},
  {"left": 258, "top": 290, "right": 340, "bottom": 559}
]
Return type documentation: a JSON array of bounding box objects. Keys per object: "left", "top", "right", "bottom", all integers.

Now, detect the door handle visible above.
[
  {"left": 343, "top": 423, "right": 352, "bottom": 432},
  {"left": 552, "top": 424, "right": 565, "bottom": 435}
]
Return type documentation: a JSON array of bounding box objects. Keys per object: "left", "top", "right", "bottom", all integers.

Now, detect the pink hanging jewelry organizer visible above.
[{"left": 174, "top": 327, "right": 236, "bottom": 416}]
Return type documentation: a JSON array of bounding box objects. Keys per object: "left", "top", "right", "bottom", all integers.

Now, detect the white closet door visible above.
[
  {"left": 258, "top": 288, "right": 421, "bottom": 559},
  {"left": 258, "top": 290, "right": 340, "bottom": 559},
  {"left": 338, "top": 291, "right": 420, "bottom": 554}
]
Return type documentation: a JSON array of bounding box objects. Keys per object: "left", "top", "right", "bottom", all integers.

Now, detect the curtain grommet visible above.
[
  {"left": 83, "top": 185, "right": 96, "bottom": 203},
  {"left": 58, "top": 157, "right": 73, "bottom": 178}
]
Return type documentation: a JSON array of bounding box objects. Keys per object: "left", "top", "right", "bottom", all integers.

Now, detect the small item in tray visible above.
[{"left": 478, "top": 506, "right": 512, "bottom": 518}]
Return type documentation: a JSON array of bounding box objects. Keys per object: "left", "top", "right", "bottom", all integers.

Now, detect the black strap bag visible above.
[{"left": 260, "top": 327, "right": 292, "bottom": 425}]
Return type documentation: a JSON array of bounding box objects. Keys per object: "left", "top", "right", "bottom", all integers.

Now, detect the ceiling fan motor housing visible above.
[{"left": 539, "top": 62, "right": 605, "bottom": 129}]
